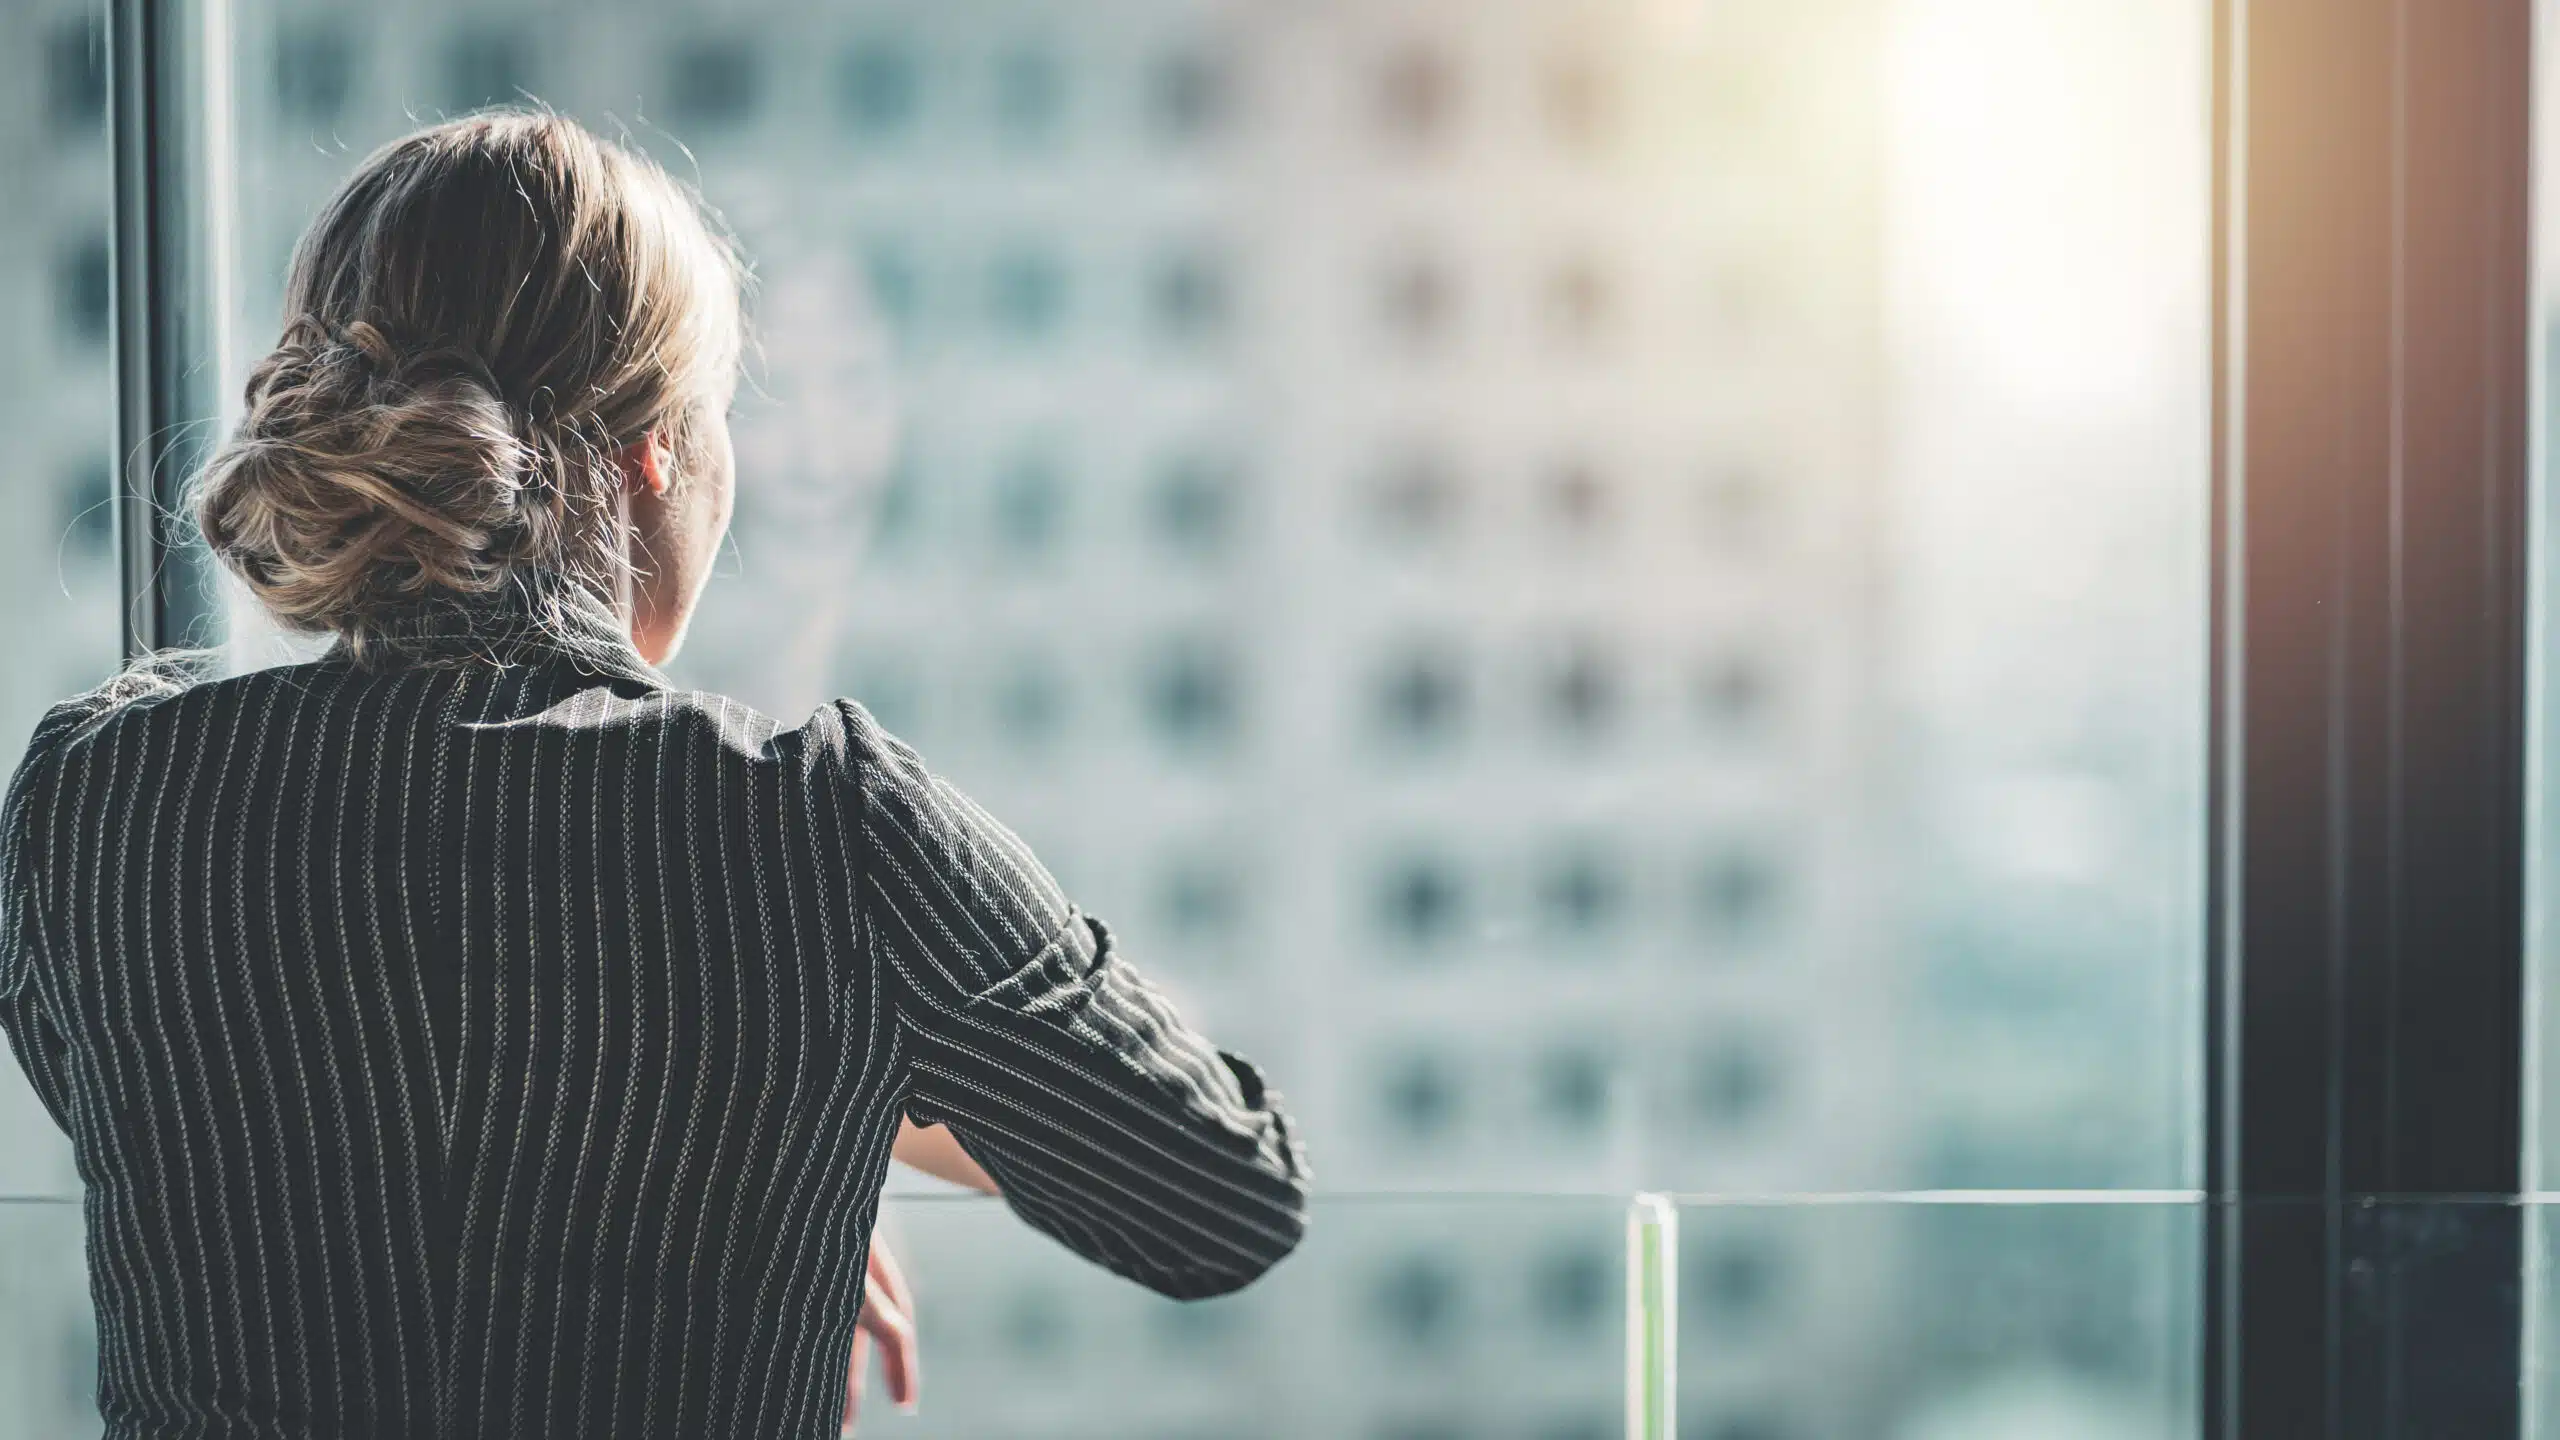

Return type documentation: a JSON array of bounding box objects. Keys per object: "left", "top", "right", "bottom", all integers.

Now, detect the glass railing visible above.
[
  {"left": 68, "top": 1192, "right": 2560, "bottom": 1436},
  {"left": 0, "top": 1189, "right": 2235, "bottom": 1439},
  {"left": 0, "top": 1195, "right": 88, "bottom": 1440},
  {"left": 839, "top": 1189, "right": 2209, "bottom": 1438}
]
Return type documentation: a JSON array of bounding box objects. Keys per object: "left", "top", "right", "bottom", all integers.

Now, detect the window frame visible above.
[
  {"left": 2210, "top": 0, "right": 2534, "bottom": 1433},
  {"left": 110, "top": 0, "right": 226, "bottom": 655}
]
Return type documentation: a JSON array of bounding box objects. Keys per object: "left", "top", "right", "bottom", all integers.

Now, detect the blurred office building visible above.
[{"left": 0, "top": 0, "right": 2204, "bottom": 1437}]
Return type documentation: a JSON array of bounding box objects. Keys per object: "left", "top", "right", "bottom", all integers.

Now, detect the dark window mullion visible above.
[
  {"left": 109, "top": 0, "right": 227, "bottom": 660},
  {"left": 2216, "top": 0, "right": 2534, "bottom": 1435}
]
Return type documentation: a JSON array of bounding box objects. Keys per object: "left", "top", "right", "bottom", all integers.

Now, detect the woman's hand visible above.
[{"left": 842, "top": 1238, "right": 918, "bottom": 1434}]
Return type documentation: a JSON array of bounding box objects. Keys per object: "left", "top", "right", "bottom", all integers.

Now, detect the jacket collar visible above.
[{"left": 335, "top": 573, "right": 670, "bottom": 691}]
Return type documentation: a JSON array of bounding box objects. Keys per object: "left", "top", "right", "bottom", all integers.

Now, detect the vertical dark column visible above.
[
  {"left": 2213, "top": 0, "right": 2534, "bottom": 1435},
  {"left": 109, "top": 0, "right": 228, "bottom": 659}
]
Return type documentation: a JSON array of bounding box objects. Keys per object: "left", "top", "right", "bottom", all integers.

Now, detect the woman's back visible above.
[{"left": 0, "top": 604, "right": 1306, "bottom": 1439}]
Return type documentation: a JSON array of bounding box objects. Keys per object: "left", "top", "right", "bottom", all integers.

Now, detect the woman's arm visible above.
[
  {"left": 891, "top": 1117, "right": 999, "bottom": 1194},
  {"left": 845, "top": 702, "right": 1309, "bottom": 1300}
]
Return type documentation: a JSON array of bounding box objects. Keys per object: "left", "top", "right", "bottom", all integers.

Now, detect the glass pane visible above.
[
  {"left": 1881, "top": 0, "right": 2208, "bottom": 1191},
  {"left": 861, "top": 1193, "right": 1630, "bottom": 1438},
  {"left": 0, "top": 1190, "right": 2223, "bottom": 1438},
  {"left": 0, "top": 1190, "right": 1640, "bottom": 1438},
  {"left": 220, "top": 0, "right": 2210, "bottom": 1194},
  {"left": 182, "top": 0, "right": 2210, "bottom": 1427},
  {"left": 1674, "top": 1197, "right": 2199, "bottom": 1439},
  {"left": 0, "top": 1198, "right": 95, "bottom": 1438},
  {"left": 0, "top": 0, "right": 118, "bottom": 1201},
  {"left": 2535, "top": 1202, "right": 2560, "bottom": 1438}
]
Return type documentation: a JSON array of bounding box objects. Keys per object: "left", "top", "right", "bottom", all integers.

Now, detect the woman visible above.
[{"left": 0, "top": 112, "right": 1307, "bottom": 1439}]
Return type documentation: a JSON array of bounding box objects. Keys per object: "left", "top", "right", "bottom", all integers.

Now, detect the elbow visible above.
[
  {"left": 1157, "top": 1216, "right": 1308, "bottom": 1302},
  {"left": 1154, "top": 1168, "right": 1311, "bottom": 1302}
]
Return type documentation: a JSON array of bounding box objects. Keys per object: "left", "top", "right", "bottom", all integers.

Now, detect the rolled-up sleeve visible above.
[{"left": 843, "top": 701, "right": 1310, "bottom": 1299}]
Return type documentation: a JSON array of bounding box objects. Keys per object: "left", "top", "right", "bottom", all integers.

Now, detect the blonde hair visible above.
[{"left": 195, "top": 111, "right": 745, "bottom": 654}]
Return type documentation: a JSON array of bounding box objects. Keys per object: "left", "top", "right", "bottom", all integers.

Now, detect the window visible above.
[
  {"left": 990, "top": 654, "right": 1067, "bottom": 749},
  {"left": 273, "top": 20, "right": 356, "bottom": 124},
  {"left": 990, "top": 243, "right": 1069, "bottom": 342},
  {"left": 1149, "top": 1291, "right": 1251, "bottom": 1355},
  {"left": 1148, "top": 46, "right": 1232, "bottom": 142},
  {"left": 1371, "top": 447, "right": 1463, "bottom": 544},
  {"left": 841, "top": 650, "right": 921, "bottom": 738},
  {"left": 1528, "top": 1241, "right": 1611, "bottom": 1336},
  {"left": 1543, "top": 256, "right": 1613, "bottom": 347},
  {"left": 1158, "top": 852, "right": 1241, "bottom": 941},
  {"left": 1150, "top": 243, "right": 1231, "bottom": 346},
  {"left": 1000, "top": 1284, "right": 1071, "bottom": 1361},
  {"left": 1375, "top": 1049, "right": 1461, "bottom": 1141},
  {"left": 1540, "top": 457, "right": 1611, "bottom": 540},
  {"left": 1696, "top": 844, "right": 1782, "bottom": 946},
  {"left": 991, "top": 446, "right": 1068, "bottom": 555},
  {"left": 993, "top": 42, "right": 1064, "bottom": 140},
  {"left": 1536, "top": 848, "right": 1622, "bottom": 938},
  {"left": 859, "top": 239, "right": 922, "bottom": 339},
  {"left": 863, "top": 443, "right": 923, "bottom": 556},
  {"left": 1376, "top": 1049, "right": 1461, "bottom": 1141},
  {"left": 56, "top": 455, "right": 111, "bottom": 561},
  {"left": 1143, "top": 636, "right": 1237, "bottom": 750},
  {"left": 663, "top": 37, "right": 760, "bottom": 130},
  {"left": 1368, "top": 1252, "right": 1463, "bottom": 1351},
  {"left": 1694, "top": 652, "right": 1773, "bottom": 733},
  {"left": 1690, "top": 1032, "right": 1783, "bottom": 1131},
  {"left": 45, "top": 14, "right": 105, "bottom": 134},
  {"left": 841, "top": 38, "right": 920, "bottom": 135},
  {"left": 1687, "top": 1237, "right": 1786, "bottom": 1337},
  {"left": 56, "top": 232, "right": 108, "bottom": 347},
  {"left": 1378, "top": 43, "right": 1458, "bottom": 143},
  {"left": 1378, "top": 252, "right": 1456, "bottom": 348},
  {"left": 1700, "top": 465, "right": 1771, "bottom": 557},
  {"left": 1372, "top": 642, "right": 1466, "bottom": 747},
  {"left": 1543, "top": 52, "right": 1611, "bottom": 152},
  {"left": 1537, "top": 637, "right": 1619, "bottom": 743},
  {"left": 1531, "top": 1043, "right": 1613, "bottom": 1134},
  {"left": 442, "top": 27, "right": 528, "bottom": 114},
  {"left": 1375, "top": 852, "right": 1465, "bottom": 949},
  {"left": 1150, "top": 448, "right": 1239, "bottom": 556}
]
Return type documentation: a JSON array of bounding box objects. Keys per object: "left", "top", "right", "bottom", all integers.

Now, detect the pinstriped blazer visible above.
[{"left": 0, "top": 587, "right": 1309, "bottom": 1440}]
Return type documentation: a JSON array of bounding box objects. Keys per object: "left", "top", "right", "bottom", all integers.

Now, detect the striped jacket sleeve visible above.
[
  {"left": 0, "top": 697, "right": 122, "bottom": 1138},
  {"left": 841, "top": 701, "right": 1310, "bottom": 1300}
]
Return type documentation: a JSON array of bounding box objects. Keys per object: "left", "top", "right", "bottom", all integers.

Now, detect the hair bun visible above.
[
  {"left": 193, "top": 112, "right": 746, "bottom": 654},
  {"left": 195, "top": 318, "right": 561, "bottom": 638}
]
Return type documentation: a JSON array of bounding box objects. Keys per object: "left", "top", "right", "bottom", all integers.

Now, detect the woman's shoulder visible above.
[
  {"left": 660, "top": 693, "right": 950, "bottom": 821},
  {"left": 560, "top": 685, "right": 913, "bottom": 778},
  {"left": 14, "top": 657, "right": 207, "bottom": 776},
  {"left": 1, "top": 661, "right": 204, "bottom": 838},
  {"left": 9, "top": 653, "right": 393, "bottom": 795}
]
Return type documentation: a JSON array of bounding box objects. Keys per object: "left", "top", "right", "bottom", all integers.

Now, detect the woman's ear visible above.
[{"left": 614, "top": 431, "right": 676, "bottom": 496}]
